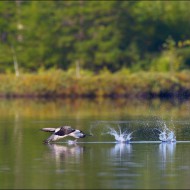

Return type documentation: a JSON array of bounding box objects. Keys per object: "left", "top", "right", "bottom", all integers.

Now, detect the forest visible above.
[
  {"left": 1, "top": 1, "right": 190, "bottom": 98},
  {"left": 1, "top": 1, "right": 190, "bottom": 73}
]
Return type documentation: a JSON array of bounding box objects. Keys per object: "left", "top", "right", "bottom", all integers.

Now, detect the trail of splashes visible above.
[
  {"left": 155, "top": 122, "right": 176, "bottom": 143},
  {"left": 102, "top": 125, "right": 133, "bottom": 143}
]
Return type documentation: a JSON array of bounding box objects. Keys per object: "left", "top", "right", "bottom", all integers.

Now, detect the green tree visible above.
[
  {"left": 0, "top": 1, "right": 17, "bottom": 73},
  {"left": 1, "top": 1, "right": 190, "bottom": 73}
]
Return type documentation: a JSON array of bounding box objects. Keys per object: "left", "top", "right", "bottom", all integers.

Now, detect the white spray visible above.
[{"left": 102, "top": 125, "right": 133, "bottom": 143}]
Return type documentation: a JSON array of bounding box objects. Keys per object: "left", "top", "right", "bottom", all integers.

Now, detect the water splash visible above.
[
  {"left": 67, "top": 140, "right": 77, "bottom": 145},
  {"left": 102, "top": 125, "right": 133, "bottom": 143},
  {"left": 156, "top": 122, "right": 176, "bottom": 143}
]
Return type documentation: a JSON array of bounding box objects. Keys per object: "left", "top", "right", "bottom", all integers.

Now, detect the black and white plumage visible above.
[{"left": 41, "top": 126, "right": 87, "bottom": 143}]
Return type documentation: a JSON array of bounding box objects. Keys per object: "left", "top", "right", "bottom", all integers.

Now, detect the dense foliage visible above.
[
  {"left": 0, "top": 70, "right": 189, "bottom": 98},
  {"left": 1, "top": 1, "right": 190, "bottom": 74}
]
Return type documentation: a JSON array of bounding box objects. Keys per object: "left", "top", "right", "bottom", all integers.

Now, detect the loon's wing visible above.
[
  {"left": 42, "top": 126, "right": 76, "bottom": 143},
  {"left": 55, "top": 126, "right": 75, "bottom": 136},
  {"left": 44, "top": 133, "right": 67, "bottom": 143},
  {"left": 41, "top": 128, "right": 57, "bottom": 132}
]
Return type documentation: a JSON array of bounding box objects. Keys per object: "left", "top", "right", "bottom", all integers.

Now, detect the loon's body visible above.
[{"left": 41, "top": 126, "right": 87, "bottom": 143}]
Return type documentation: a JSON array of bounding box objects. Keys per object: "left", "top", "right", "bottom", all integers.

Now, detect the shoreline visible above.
[{"left": 0, "top": 70, "right": 190, "bottom": 99}]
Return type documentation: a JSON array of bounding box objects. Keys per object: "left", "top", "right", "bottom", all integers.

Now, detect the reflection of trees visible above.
[
  {"left": 13, "top": 111, "right": 23, "bottom": 188},
  {"left": 1, "top": 98, "right": 190, "bottom": 120},
  {"left": 134, "top": 127, "right": 158, "bottom": 141}
]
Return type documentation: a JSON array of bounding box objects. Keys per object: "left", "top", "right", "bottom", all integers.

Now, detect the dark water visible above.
[{"left": 1, "top": 98, "right": 190, "bottom": 189}]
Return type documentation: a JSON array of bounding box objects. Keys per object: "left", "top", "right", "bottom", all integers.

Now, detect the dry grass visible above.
[{"left": 0, "top": 70, "right": 189, "bottom": 99}]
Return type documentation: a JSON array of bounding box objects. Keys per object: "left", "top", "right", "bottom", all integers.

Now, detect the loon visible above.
[{"left": 41, "top": 126, "right": 89, "bottom": 143}]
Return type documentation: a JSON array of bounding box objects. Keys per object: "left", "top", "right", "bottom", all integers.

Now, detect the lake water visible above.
[{"left": 1, "top": 98, "right": 190, "bottom": 189}]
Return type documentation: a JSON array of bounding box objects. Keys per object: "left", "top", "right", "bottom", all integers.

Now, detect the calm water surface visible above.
[{"left": 1, "top": 98, "right": 190, "bottom": 189}]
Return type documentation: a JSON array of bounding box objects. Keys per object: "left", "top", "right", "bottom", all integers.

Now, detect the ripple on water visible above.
[{"left": 0, "top": 166, "right": 11, "bottom": 172}]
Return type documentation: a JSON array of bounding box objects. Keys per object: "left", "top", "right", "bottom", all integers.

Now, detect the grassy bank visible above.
[{"left": 0, "top": 70, "right": 190, "bottom": 99}]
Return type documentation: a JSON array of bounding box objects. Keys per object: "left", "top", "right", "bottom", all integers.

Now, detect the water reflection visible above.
[
  {"left": 2, "top": 98, "right": 190, "bottom": 189},
  {"left": 1, "top": 98, "right": 190, "bottom": 120},
  {"left": 110, "top": 143, "right": 132, "bottom": 157},
  {"left": 46, "top": 144, "right": 84, "bottom": 165},
  {"left": 159, "top": 142, "right": 176, "bottom": 170}
]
